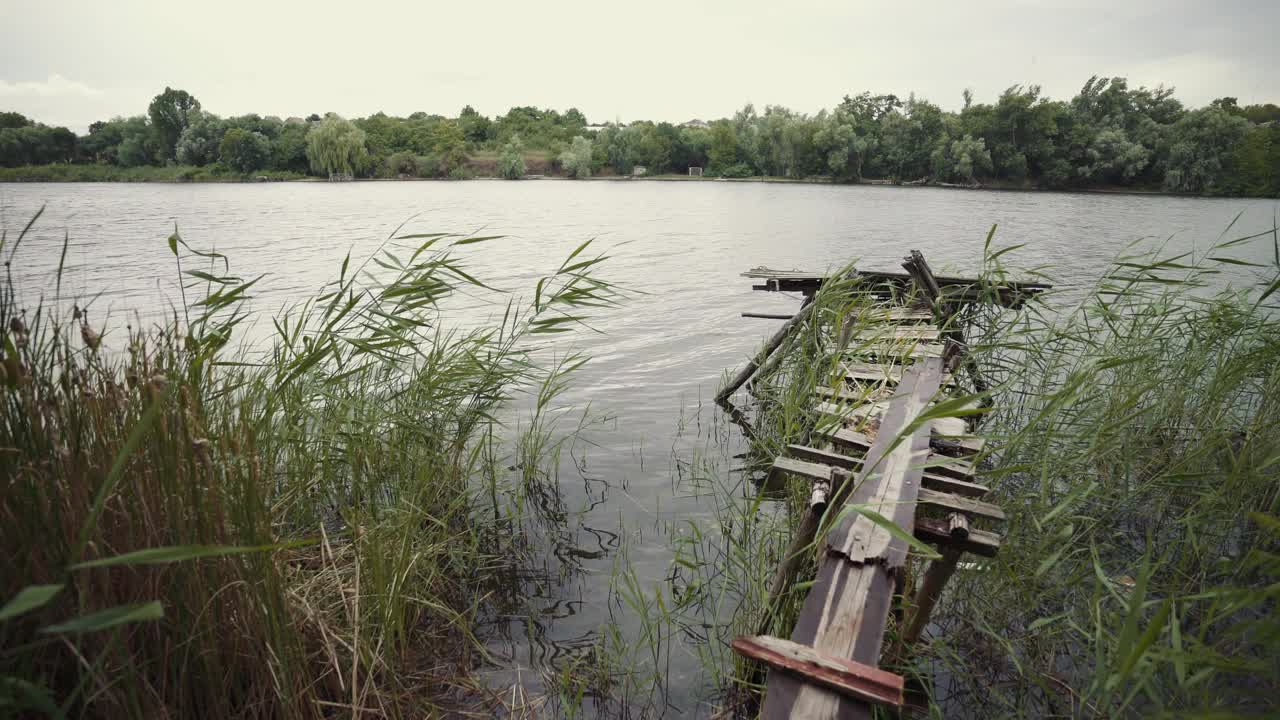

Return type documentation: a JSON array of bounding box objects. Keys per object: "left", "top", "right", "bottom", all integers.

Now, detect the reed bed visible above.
[{"left": 0, "top": 210, "right": 620, "bottom": 718}]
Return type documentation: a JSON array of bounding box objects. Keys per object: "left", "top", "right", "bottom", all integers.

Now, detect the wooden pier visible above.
[{"left": 720, "top": 252, "right": 1046, "bottom": 719}]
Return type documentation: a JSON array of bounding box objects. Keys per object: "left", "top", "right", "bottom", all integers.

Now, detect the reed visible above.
[{"left": 0, "top": 211, "right": 620, "bottom": 718}]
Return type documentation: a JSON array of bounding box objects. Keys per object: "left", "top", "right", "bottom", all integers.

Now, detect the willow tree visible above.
[
  {"left": 499, "top": 134, "right": 526, "bottom": 179},
  {"left": 306, "top": 114, "right": 369, "bottom": 178},
  {"left": 559, "top": 136, "right": 593, "bottom": 178}
]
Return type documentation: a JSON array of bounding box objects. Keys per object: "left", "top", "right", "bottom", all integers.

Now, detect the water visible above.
[{"left": 2, "top": 180, "right": 1276, "bottom": 712}]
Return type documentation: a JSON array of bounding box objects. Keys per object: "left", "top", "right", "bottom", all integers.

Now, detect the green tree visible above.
[
  {"left": 0, "top": 112, "right": 30, "bottom": 129},
  {"left": 271, "top": 122, "right": 311, "bottom": 173},
  {"left": 429, "top": 120, "right": 469, "bottom": 175},
  {"left": 1159, "top": 107, "right": 1249, "bottom": 193},
  {"left": 218, "top": 128, "right": 271, "bottom": 173},
  {"left": 499, "top": 135, "right": 526, "bottom": 179},
  {"left": 306, "top": 114, "right": 369, "bottom": 178},
  {"left": 707, "top": 120, "right": 738, "bottom": 173},
  {"left": 175, "top": 111, "right": 226, "bottom": 166},
  {"left": 148, "top": 87, "right": 201, "bottom": 161},
  {"left": 1243, "top": 103, "right": 1280, "bottom": 125},
  {"left": 814, "top": 109, "right": 874, "bottom": 181},
  {"left": 458, "top": 105, "right": 493, "bottom": 143},
  {"left": 931, "top": 134, "right": 991, "bottom": 183},
  {"left": 115, "top": 117, "right": 159, "bottom": 166},
  {"left": 559, "top": 136, "right": 592, "bottom": 178}
]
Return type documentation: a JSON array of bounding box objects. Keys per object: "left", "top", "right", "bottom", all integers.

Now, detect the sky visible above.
[{"left": 2, "top": 0, "right": 1278, "bottom": 133}]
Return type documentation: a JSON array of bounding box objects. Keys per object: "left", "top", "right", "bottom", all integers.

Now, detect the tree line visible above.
[{"left": 2, "top": 79, "right": 1278, "bottom": 195}]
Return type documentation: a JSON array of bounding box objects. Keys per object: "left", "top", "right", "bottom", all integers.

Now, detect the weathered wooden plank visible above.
[
  {"left": 741, "top": 267, "right": 1051, "bottom": 308},
  {"left": 815, "top": 385, "right": 894, "bottom": 405},
  {"left": 815, "top": 401, "right": 969, "bottom": 441},
  {"left": 733, "top": 636, "right": 903, "bottom": 709},
  {"left": 844, "top": 362, "right": 955, "bottom": 387},
  {"left": 853, "top": 327, "right": 942, "bottom": 342},
  {"left": 917, "top": 487, "right": 1006, "bottom": 522},
  {"left": 743, "top": 311, "right": 796, "bottom": 320},
  {"left": 857, "top": 308, "right": 934, "bottom": 323},
  {"left": 914, "top": 516, "right": 1001, "bottom": 557},
  {"left": 795, "top": 431, "right": 978, "bottom": 480},
  {"left": 764, "top": 359, "right": 944, "bottom": 719},
  {"left": 784, "top": 445, "right": 989, "bottom": 498},
  {"left": 845, "top": 342, "right": 946, "bottom": 360},
  {"left": 717, "top": 297, "right": 816, "bottom": 402},
  {"left": 815, "top": 420, "right": 984, "bottom": 458}
]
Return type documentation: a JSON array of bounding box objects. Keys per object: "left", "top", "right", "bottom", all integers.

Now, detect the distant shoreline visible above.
[{"left": 0, "top": 167, "right": 1269, "bottom": 200}]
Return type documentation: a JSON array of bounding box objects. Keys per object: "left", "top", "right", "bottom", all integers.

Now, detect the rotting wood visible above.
[
  {"left": 902, "top": 545, "right": 963, "bottom": 646},
  {"left": 917, "top": 487, "right": 1006, "bottom": 522},
  {"left": 762, "top": 359, "right": 943, "bottom": 719},
  {"left": 742, "top": 266, "right": 1049, "bottom": 308},
  {"left": 853, "top": 326, "right": 943, "bottom": 342},
  {"left": 914, "top": 516, "right": 1001, "bottom": 557},
  {"left": 780, "top": 445, "right": 989, "bottom": 498},
  {"left": 814, "top": 400, "right": 970, "bottom": 441},
  {"left": 743, "top": 312, "right": 795, "bottom": 320},
  {"left": 717, "top": 296, "right": 816, "bottom": 402},
  {"left": 732, "top": 636, "right": 904, "bottom": 709},
  {"left": 729, "top": 250, "right": 1034, "bottom": 718}
]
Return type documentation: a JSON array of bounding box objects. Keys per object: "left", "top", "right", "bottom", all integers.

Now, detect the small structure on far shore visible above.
[
  {"left": 632, "top": 166, "right": 647, "bottom": 177},
  {"left": 688, "top": 166, "right": 704, "bottom": 177}
]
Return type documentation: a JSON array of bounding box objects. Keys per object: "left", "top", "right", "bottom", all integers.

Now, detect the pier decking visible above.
[{"left": 722, "top": 252, "right": 1045, "bottom": 718}]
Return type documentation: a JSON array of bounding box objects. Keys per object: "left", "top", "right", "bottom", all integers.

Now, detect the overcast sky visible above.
[{"left": 2, "top": 0, "right": 1277, "bottom": 133}]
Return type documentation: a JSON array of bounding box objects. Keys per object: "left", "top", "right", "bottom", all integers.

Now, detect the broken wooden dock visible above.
[{"left": 720, "top": 252, "right": 1045, "bottom": 719}]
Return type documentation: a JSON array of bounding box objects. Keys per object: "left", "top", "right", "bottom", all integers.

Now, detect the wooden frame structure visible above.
[{"left": 721, "top": 252, "right": 1044, "bottom": 719}]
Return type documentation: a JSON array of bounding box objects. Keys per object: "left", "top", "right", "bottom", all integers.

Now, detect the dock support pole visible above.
[{"left": 902, "top": 513, "right": 969, "bottom": 646}]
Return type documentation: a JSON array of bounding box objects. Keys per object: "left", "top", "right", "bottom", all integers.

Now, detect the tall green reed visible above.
[{"left": 0, "top": 211, "right": 620, "bottom": 718}]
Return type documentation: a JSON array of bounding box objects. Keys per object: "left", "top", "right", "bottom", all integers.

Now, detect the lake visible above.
[{"left": 2, "top": 180, "right": 1276, "bottom": 712}]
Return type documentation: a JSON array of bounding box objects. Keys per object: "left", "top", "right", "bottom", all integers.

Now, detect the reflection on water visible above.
[{"left": 1, "top": 181, "right": 1275, "bottom": 715}]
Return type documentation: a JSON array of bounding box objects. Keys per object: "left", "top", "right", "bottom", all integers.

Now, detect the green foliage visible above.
[
  {"left": 174, "top": 110, "right": 226, "bottom": 166},
  {"left": 559, "top": 136, "right": 593, "bottom": 178},
  {"left": 499, "top": 134, "right": 526, "bottom": 179},
  {"left": 147, "top": 86, "right": 201, "bottom": 161},
  {"left": 931, "top": 133, "right": 992, "bottom": 182},
  {"left": 707, "top": 120, "right": 738, "bottom": 173},
  {"left": 0, "top": 122, "right": 76, "bottom": 167},
  {"left": 269, "top": 121, "right": 310, "bottom": 173},
  {"left": 1160, "top": 107, "right": 1251, "bottom": 193},
  {"left": 305, "top": 113, "right": 369, "bottom": 178},
  {"left": 0, "top": 76, "right": 1276, "bottom": 193},
  {"left": 381, "top": 150, "right": 421, "bottom": 177},
  {"left": 217, "top": 128, "right": 271, "bottom": 173}
]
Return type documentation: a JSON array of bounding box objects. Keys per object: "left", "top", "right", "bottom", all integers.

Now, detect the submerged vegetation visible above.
[
  {"left": 0, "top": 211, "right": 621, "bottom": 717},
  {"left": 586, "top": 224, "right": 1280, "bottom": 717},
  {"left": 2, "top": 79, "right": 1278, "bottom": 194}
]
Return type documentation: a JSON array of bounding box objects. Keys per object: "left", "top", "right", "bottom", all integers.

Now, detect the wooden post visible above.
[
  {"left": 902, "top": 513, "right": 969, "bottom": 646},
  {"left": 716, "top": 296, "right": 815, "bottom": 402},
  {"left": 755, "top": 468, "right": 852, "bottom": 637}
]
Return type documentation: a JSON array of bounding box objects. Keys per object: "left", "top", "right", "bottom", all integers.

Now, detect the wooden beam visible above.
[
  {"left": 918, "top": 488, "right": 1006, "bottom": 522},
  {"left": 741, "top": 266, "right": 1051, "bottom": 308},
  {"left": 914, "top": 516, "right": 1001, "bottom": 557},
  {"left": 717, "top": 297, "right": 815, "bottom": 402},
  {"left": 733, "top": 636, "right": 904, "bottom": 709},
  {"left": 743, "top": 312, "right": 795, "bottom": 320},
  {"left": 782, "top": 445, "right": 990, "bottom": 498},
  {"left": 853, "top": 326, "right": 942, "bottom": 342}
]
